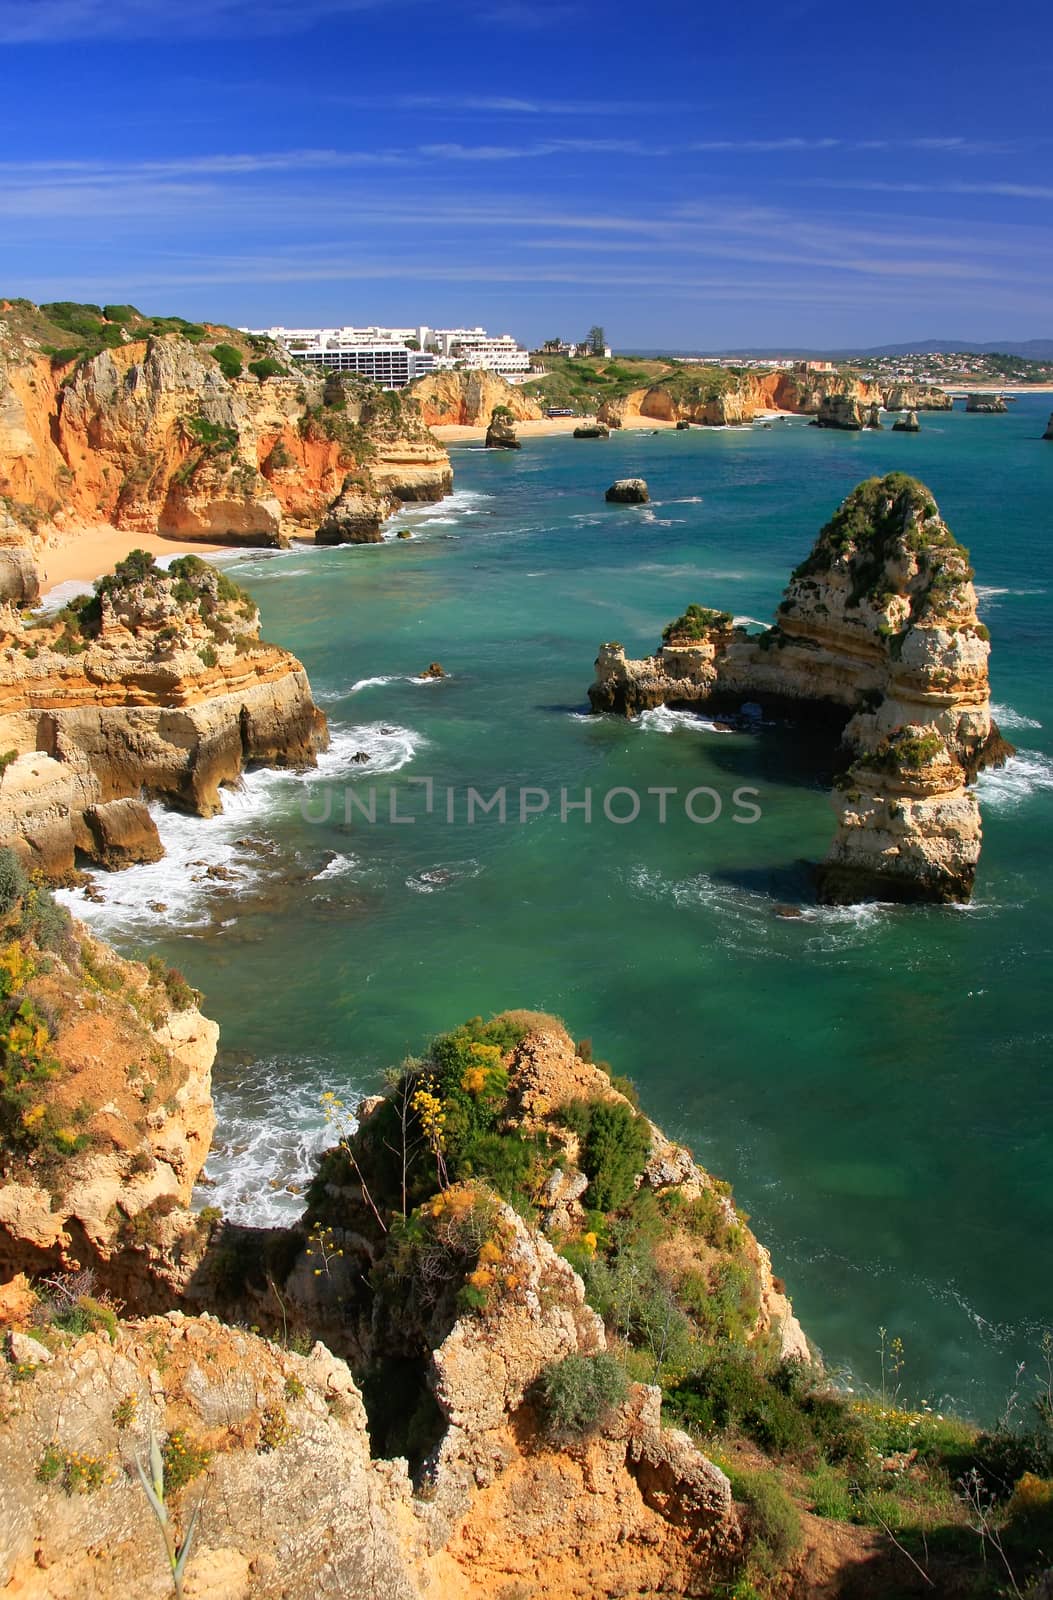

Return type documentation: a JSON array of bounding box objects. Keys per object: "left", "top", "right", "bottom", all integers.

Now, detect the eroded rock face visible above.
[
  {"left": 0, "top": 312, "right": 452, "bottom": 551},
  {"left": 0, "top": 555, "right": 327, "bottom": 876},
  {"left": 0, "top": 920, "right": 216, "bottom": 1297},
  {"left": 0, "top": 1314, "right": 431, "bottom": 1600},
  {"left": 316, "top": 477, "right": 397, "bottom": 544},
  {"left": 588, "top": 475, "right": 1010, "bottom": 903},
  {"left": 411, "top": 369, "right": 544, "bottom": 428},
  {"left": 814, "top": 393, "right": 864, "bottom": 430},
  {"left": 883, "top": 382, "right": 952, "bottom": 412},
  {"left": 0, "top": 550, "right": 40, "bottom": 606}
]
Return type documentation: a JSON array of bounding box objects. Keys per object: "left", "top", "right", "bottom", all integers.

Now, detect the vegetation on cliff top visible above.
[
  {"left": 790, "top": 473, "right": 974, "bottom": 614},
  {"left": 0, "top": 297, "right": 287, "bottom": 380},
  {"left": 662, "top": 602, "right": 735, "bottom": 643}
]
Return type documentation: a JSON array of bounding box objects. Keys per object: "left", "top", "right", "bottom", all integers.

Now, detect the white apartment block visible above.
[{"left": 247, "top": 322, "right": 533, "bottom": 387}]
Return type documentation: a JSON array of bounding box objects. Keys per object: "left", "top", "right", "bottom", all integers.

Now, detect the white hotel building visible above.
[{"left": 249, "top": 323, "right": 533, "bottom": 388}]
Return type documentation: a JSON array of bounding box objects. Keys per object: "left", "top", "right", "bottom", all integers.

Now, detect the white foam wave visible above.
[
  {"left": 312, "top": 852, "right": 356, "bottom": 881},
  {"left": 733, "top": 615, "right": 768, "bottom": 629},
  {"left": 405, "top": 860, "right": 483, "bottom": 894},
  {"left": 976, "top": 750, "right": 1053, "bottom": 809},
  {"left": 976, "top": 585, "right": 1046, "bottom": 604},
  {"left": 633, "top": 707, "right": 735, "bottom": 735},
  {"left": 55, "top": 721, "right": 426, "bottom": 935},
  {"left": 198, "top": 1056, "right": 346, "bottom": 1226},
  {"left": 990, "top": 703, "right": 1042, "bottom": 731}
]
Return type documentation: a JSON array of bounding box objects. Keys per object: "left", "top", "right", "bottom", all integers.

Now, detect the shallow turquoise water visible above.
[{"left": 64, "top": 396, "right": 1053, "bottom": 1419}]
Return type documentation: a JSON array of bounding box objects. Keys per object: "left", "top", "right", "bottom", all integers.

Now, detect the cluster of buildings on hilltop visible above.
[{"left": 246, "top": 323, "right": 535, "bottom": 389}]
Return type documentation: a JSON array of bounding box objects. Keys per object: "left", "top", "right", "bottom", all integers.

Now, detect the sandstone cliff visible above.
[
  {"left": 0, "top": 551, "right": 327, "bottom": 877},
  {"left": 0, "top": 301, "right": 452, "bottom": 560},
  {"left": 0, "top": 875, "right": 215, "bottom": 1300},
  {"left": 598, "top": 368, "right": 951, "bottom": 429},
  {"left": 410, "top": 369, "right": 544, "bottom": 427},
  {"left": 589, "top": 475, "right": 1010, "bottom": 903}
]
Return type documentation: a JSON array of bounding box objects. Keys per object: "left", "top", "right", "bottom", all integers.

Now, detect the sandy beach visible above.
[
  {"left": 431, "top": 414, "right": 679, "bottom": 443},
  {"left": 36, "top": 524, "right": 232, "bottom": 597},
  {"left": 937, "top": 383, "right": 1053, "bottom": 394}
]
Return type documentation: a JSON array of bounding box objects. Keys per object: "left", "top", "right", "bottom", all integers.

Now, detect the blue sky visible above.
[{"left": 2, "top": 0, "right": 1051, "bottom": 347}]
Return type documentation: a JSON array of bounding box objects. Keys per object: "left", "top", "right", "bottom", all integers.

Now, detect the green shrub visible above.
[
  {"left": 36, "top": 1443, "right": 107, "bottom": 1494},
  {"left": 0, "top": 847, "right": 28, "bottom": 915},
  {"left": 726, "top": 1463, "right": 802, "bottom": 1576},
  {"left": 560, "top": 1097, "right": 651, "bottom": 1212},
  {"left": 661, "top": 603, "right": 734, "bottom": 643},
  {"left": 534, "top": 1352, "right": 628, "bottom": 1442},
  {"left": 162, "top": 1430, "right": 211, "bottom": 1492},
  {"left": 211, "top": 343, "right": 244, "bottom": 380},
  {"left": 808, "top": 1461, "right": 856, "bottom": 1520},
  {"left": 249, "top": 357, "right": 285, "bottom": 381}
]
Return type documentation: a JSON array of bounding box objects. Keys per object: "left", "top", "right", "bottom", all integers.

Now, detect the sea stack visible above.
[
  {"left": 965, "top": 393, "right": 1008, "bottom": 413},
  {"left": 605, "top": 478, "right": 650, "bottom": 504},
  {"left": 573, "top": 424, "right": 610, "bottom": 439},
  {"left": 893, "top": 410, "right": 921, "bottom": 433},
  {"left": 484, "top": 407, "right": 521, "bottom": 449},
  {"left": 865, "top": 402, "right": 883, "bottom": 429},
  {"left": 588, "top": 474, "right": 1011, "bottom": 904},
  {"left": 813, "top": 394, "right": 863, "bottom": 430},
  {"left": 1043, "top": 412, "right": 1053, "bottom": 440}
]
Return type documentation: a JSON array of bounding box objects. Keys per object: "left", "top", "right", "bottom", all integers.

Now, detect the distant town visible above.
[{"left": 245, "top": 320, "right": 1053, "bottom": 393}]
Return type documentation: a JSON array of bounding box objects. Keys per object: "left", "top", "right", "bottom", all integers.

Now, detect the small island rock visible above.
[
  {"left": 893, "top": 410, "right": 921, "bottom": 433},
  {"left": 484, "top": 409, "right": 521, "bottom": 449},
  {"left": 605, "top": 478, "right": 650, "bottom": 504}
]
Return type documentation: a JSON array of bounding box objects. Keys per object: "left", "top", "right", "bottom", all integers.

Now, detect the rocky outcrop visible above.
[
  {"left": 1043, "top": 413, "right": 1053, "bottom": 440},
  {"left": 0, "top": 553, "right": 327, "bottom": 877},
  {"left": 0, "top": 908, "right": 216, "bottom": 1297},
  {"left": 605, "top": 477, "right": 649, "bottom": 503},
  {"left": 0, "top": 549, "right": 39, "bottom": 606},
  {"left": 0, "top": 305, "right": 452, "bottom": 554},
  {"left": 315, "top": 477, "right": 396, "bottom": 544},
  {"left": 965, "top": 393, "right": 1008, "bottom": 413},
  {"left": 589, "top": 475, "right": 1010, "bottom": 903},
  {"left": 572, "top": 424, "right": 609, "bottom": 439},
  {"left": 411, "top": 369, "right": 543, "bottom": 428},
  {"left": 4, "top": 975, "right": 832, "bottom": 1596},
  {"left": 865, "top": 401, "right": 883, "bottom": 429},
  {"left": 814, "top": 394, "right": 864, "bottom": 430},
  {"left": 0, "top": 1312, "right": 433, "bottom": 1600},
  {"left": 882, "top": 382, "right": 952, "bottom": 411},
  {"left": 483, "top": 409, "right": 520, "bottom": 449},
  {"left": 893, "top": 410, "right": 921, "bottom": 432}
]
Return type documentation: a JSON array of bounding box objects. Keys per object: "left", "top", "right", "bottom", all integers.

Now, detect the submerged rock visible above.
[
  {"left": 605, "top": 478, "right": 650, "bottom": 504},
  {"left": 420, "top": 661, "right": 446, "bottom": 678}
]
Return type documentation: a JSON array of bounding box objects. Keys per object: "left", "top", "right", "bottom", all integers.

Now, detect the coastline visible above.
[
  {"left": 431, "top": 414, "right": 680, "bottom": 442},
  {"left": 35, "top": 523, "right": 229, "bottom": 595}
]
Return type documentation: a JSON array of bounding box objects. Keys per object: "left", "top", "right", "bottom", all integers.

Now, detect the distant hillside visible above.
[{"left": 624, "top": 339, "right": 1053, "bottom": 360}]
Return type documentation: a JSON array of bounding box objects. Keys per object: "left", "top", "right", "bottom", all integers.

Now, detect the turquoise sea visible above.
[{"left": 61, "top": 395, "right": 1053, "bottom": 1421}]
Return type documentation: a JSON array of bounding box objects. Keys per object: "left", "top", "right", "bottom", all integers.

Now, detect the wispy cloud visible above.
[
  {"left": 0, "top": 0, "right": 394, "bottom": 42},
  {"left": 798, "top": 178, "right": 1053, "bottom": 200}
]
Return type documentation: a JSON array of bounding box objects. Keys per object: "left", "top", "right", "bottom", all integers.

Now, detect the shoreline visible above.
[
  {"left": 36, "top": 523, "right": 230, "bottom": 598},
  {"left": 430, "top": 412, "right": 799, "bottom": 442}
]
